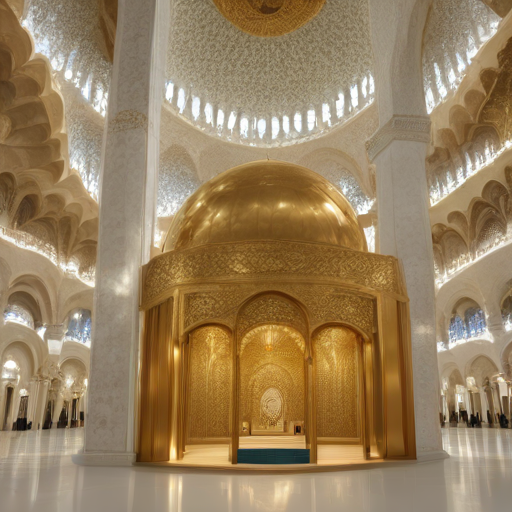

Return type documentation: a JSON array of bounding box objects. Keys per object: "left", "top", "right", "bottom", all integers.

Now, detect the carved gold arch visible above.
[{"left": 236, "top": 292, "right": 308, "bottom": 343}]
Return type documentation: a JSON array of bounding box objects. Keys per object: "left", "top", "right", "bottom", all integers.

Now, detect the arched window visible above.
[
  {"left": 449, "top": 315, "right": 466, "bottom": 343},
  {"left": 65, "top": 309, "right": 92, "bottom": 345},
  {"left": 501, "top": 294, "right": 512, "bottom": 331},
  {"left": 3, "top": 304, "right": 34, "bottom": 329},
  {"left": 465, "top": 307, "right": 486, "bottom": 338},
  {"left": 1, "top": 359, "right": 20, "bottom": 380},
  {"left": 448, "top": 298, "right": 488, "bottom": 344}
]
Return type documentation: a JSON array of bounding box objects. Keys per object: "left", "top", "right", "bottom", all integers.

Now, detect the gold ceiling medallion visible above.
[{"left": 212, "top": 0, "right": 326, "bottom": 37}]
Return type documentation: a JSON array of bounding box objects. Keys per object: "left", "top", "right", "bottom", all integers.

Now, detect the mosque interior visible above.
[{"left": 1, "top": 0, "right": 512, "bottom": 509}]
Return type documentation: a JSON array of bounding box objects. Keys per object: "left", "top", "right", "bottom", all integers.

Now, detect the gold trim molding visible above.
[
  {"left": 141, "top": 240, "right": 403, "bottom": 310},
  {"left": 212, "top": 0, "right": 325, "bottom": 37}
]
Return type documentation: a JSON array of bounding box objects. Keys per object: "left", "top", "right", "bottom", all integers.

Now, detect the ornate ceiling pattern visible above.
[
  {"left": 157, "top": 146, "right": 200, "bottom": 218},
  {"left": 22, "top": 0, "right": 111, "bottom": 114},
  {"left": 432, "top": 169, "right": 512, "bottom": 286},
  {"left": 0, "top": 0, "right": 98, "bottom": 284},
  {"left": 423, "top": 0, "right": 501, "bottom": 113},
  {"left": 427, "top": 37, "right": 512, "bottom": 205},
  {"left": 18, "top": 0, "right": 113, "bottom": 200},
  {"left": 166, "top": 0, "right": 374, "bottom": 147}
]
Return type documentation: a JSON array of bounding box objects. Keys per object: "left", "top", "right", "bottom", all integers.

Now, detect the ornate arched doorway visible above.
[{"left": 239, "top": 324, "right": 305, "bottom": 436}]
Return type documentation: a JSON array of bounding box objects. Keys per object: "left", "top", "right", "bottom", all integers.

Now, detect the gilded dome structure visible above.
[
  {"left": 141, "top": 161, "right": 414, "bottom": 467},
  {"left": 163, "top": 160, "right": 367, "bottom": 253}
]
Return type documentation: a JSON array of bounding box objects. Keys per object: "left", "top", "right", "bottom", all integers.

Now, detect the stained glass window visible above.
[
  {"left": 65, "top": 309, "right": 92, "bottom": 345},
  {"left": 502, "top": 295, "right": 512, "bottom": 331},
  {"left": 450, "top": 307, "right": 487, "bottom": 343},
  {"left": 449, "top": 315, "right": 466, "bottom": 343},
  {"left": 465, "top": 308, "right": 486, "bottom": 338},
  {"left": 3, "top": 304, "right": 34, "bottom": 329}
]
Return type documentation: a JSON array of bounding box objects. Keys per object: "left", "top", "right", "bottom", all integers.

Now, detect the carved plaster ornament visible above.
[{"left": 0, "top": 0, "right": 99, "bottom": 282}]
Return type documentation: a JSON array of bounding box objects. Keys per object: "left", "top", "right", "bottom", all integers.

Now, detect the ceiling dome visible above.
[
  {"left": 165, "top": 0, "right": 374, "bottom": 147},
  {"left": 163, "top": 160, "right": 367, "bottom": 253}
]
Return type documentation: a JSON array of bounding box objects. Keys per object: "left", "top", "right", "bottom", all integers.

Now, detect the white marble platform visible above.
[{"left": 1, "top": 427, "right": 512, "bottom": 511}]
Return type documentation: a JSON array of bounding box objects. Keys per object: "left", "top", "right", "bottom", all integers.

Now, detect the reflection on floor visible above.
[
  {"left": 1, "top": 428, "right": 512, "bottom": 511},
  {"left": 0, "top": 427, "right": 83, "bottom": 476}
]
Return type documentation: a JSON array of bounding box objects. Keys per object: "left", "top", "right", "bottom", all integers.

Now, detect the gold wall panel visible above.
[
  {"left": 187, "top": 326, "right": 232, "bottom": 440},
  {"left": 239, "top": 325, "right": 305, "bottom": 432},
  {"left": 138, "top": 298, "right": 173, "bottom": 462},
  {"left": 314, "top": 326, "right": 359, "bottom": 438},
  {"left": 142, "top": 240, "right": 400, "bottom": 309},
  {"left": 212, "top": 0, "right": 325, "bottom": 37}
]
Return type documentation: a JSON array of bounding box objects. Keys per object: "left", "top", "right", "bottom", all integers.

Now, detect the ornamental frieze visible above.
[{"left": 142, "top": 240, "right": 400, "bottom": 309}]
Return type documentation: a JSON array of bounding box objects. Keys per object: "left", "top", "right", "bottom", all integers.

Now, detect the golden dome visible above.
[{"left": 163, "top": 161, "right": 367, "bottom": 252}]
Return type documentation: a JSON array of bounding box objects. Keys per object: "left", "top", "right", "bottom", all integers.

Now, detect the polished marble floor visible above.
[{"left": 0, "top": 427, "right": 511, "bottom": 511}]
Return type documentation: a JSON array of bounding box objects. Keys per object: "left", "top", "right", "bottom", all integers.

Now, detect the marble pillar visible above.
[
  {"left": 368, "top": 122, "right": 443, "bottom": 457},
  {"left": 27, "top": 380, "right": 37, "bottom": 425},
  {"left": 67, "top": 400, "right": 72, "bottom": 429},
  {"left": 34, "top": 380, "right": 49, "bottom": 430},
  {"left": 52, "top": 394, "right": 64, "bottom": 429},
  {"left": 74, "top": 0, "right": 169, "bottom": 466}
]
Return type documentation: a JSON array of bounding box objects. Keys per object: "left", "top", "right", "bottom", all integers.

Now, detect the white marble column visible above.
[
  {"left": 27, "top": 380, "right": 37, "bottom": 425},
  {"left": 34, "top": 380, "right": 49, "bottom": 430},
  {"left": 67, "top": 400, "right": 72, "bottom": 428},
  {"left": 52, "top": 394, "right": 64, "bottom": 429},
  {"left": 74, "top": 0, "right": 169, "bottom": 466},
  {"left": 368, "top": 0, "right": 444, "bottom": 458}
]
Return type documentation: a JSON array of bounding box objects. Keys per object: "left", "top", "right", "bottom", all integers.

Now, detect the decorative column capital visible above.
[
  {"left": 366, "top": 115, "right": 431, "bottom": 162},
  {"left": 44, "top": 324, "right": 66, "bottom": 356}
]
